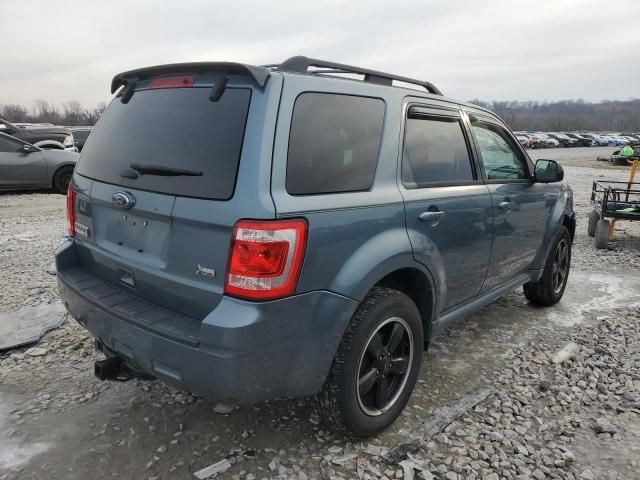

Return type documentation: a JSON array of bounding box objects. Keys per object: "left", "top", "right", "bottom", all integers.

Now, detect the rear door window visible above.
[
  {"left": 286, "top": 93, "right": 385, "bottom": 195},
  {"left": 402, "top": 115, "right": 474, "bottom": 187},
  {"left": 76, "top": 87, "right": 251, "bottom": 200}
]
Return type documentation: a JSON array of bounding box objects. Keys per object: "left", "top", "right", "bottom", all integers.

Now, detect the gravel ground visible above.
[{"left": 1, "top": 148, "right": 640, "bottom": 480}]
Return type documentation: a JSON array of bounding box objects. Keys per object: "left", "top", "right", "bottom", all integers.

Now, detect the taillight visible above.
[
  {"left": 66, "top": 184, "right": 75, "bottom": 237},
  {"left": 225, "top": 219, "right": 308, "bottom": 300},
  {"left": 148, "top": 76, "right": 193, "bottom": 89}
]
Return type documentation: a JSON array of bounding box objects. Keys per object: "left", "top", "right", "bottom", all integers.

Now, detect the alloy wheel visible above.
[
  {"left": 356, "top": 317, "right": 414, "bottom": 416},
  {"left": 552, "top": 239, "right": 569, "bottom": 294},
  {"left": 60, "top": 171, "right": 72, "bottom": 192}
]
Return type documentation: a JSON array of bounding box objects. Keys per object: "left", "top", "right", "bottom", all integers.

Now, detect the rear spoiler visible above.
[{"left": 110, "top": 62, "right": 271, "bottom": 94}]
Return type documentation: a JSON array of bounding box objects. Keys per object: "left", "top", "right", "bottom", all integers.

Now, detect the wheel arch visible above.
[
  {"left": 531, "top": 186, "right": 575, "bottom": 270},
  {"left": 374, "top": 267, "right": 437, "bottom": 349},
  {"left": 562, "top": 212, "right": 576, "bottom": 241},
  {"left": 34, "top": 139, "right": 66, "bottom": 150}
]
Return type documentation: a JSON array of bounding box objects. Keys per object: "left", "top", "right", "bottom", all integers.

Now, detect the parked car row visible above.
[
  {"left": 0, "top": 131, "right": 78, "bottom": 193},
  {"left": 514, "top": 131, "right": 640, "bottom": 149},
  {"left": 67, "top": 126, "right": 93, "bottom": 152},
  {"left": 0, "top": 119, "right": 78, "bottom": 151},
  {"left": 0, "top": 119, "right": 95, "bottom": 152},
  {"left": 0, "top": 120, "right": 94, "bottom": 193}
]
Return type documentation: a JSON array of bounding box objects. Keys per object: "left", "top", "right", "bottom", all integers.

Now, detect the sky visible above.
[{"left": 1, "top": 0, "right": 639, "bottom": 109}]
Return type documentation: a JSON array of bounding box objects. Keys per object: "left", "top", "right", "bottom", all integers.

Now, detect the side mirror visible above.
[
  {"left": 22, "top": 144, "right": 35, "bottom": 153},
  {"left": 534, "top": 159, "right": 564, "bottom": 183}
]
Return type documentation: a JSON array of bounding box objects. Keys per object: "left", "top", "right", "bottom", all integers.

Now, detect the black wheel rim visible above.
[
  {"left": 60, "top": 171, "right": 72, "bottom": 192},
  {"left": 552, "top": 239, "right": 569, "bottom": 294},
  {"left": 356, "top": 317, "right": 414, "bottom": 416}
]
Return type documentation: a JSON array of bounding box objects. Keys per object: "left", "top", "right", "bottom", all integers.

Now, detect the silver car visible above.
[{"left": 0, "top": 132, "right": 78, "bottom": 194}]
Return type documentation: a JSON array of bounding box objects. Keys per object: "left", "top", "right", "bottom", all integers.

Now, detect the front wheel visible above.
[
  {"left": 587, "top": 209, "right": 599, "bottom": 237},
  {"left": 315, "top": 287, "right": 423, "bottom": 439},
  {"left": 524, "top": 226, "right": 571, "bottom": 306},
  {"left": 594, "top": 219, "right": 610, "bottom": 249}
]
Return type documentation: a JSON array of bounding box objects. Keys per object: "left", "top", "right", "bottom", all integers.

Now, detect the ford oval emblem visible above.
[{"left": 112, "top": 191, "right": 135, "bottom": 209}]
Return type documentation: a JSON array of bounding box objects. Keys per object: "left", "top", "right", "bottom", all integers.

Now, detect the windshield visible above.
[{"left": 76, "top": 87, "right": 251, "bottom": 200}]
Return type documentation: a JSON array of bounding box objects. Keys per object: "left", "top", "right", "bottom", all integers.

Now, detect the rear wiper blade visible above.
[{"left": 129, "top": 163, "right": 203, "bottom": 177}]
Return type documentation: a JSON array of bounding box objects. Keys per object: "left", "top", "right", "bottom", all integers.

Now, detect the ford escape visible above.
[{"left": 56, "top": 56, "right": 575, "bottom": 438}]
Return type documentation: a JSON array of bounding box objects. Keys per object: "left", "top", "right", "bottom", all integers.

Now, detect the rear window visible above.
[
  {"left": 76, "top": 87, "right": 251, "bottom": 200},
  {"left": 286, "top": 93, "right": 385, "bottom": 195}
]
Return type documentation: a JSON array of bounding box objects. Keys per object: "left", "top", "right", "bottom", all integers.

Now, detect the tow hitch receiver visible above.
[{"left": 94, "top": 356, "right": 133, "bottom": 382}]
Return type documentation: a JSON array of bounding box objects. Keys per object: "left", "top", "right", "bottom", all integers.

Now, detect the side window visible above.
[
  {"left": 0, "top": 136, "right": 22, "bottom": 153},
  {"left": 286, "top": 93, "right": 385, "bottom": 195},
  {"left": 471, "top": 120, "right": 528, "bottom": 180},
  {"left": 402, "top": 116, "right": 474, "bottom": 187}
]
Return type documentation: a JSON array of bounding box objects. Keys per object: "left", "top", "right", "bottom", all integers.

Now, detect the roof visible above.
[{"left": 108, "top": 56, "right": 497, "bottom": 120}]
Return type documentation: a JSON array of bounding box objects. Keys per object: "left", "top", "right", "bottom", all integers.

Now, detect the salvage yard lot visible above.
[{"left": 1, "top": 147, "right": 640, "bottom": 480}]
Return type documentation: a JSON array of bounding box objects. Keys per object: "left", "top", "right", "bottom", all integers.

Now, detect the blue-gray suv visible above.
[{"left": 56, "top": 56, "right": 575, "bottom": 438}]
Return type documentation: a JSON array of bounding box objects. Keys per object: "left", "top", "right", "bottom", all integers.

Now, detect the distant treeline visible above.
[
  {"left": 469, "top": 99, "right": 640, "bottom": 132},
  {"left": 0, "top": 100, "right": 107, "bottom": 126},
  {"left": 2, "top": 97, "right": 639, "bottom": 132}
]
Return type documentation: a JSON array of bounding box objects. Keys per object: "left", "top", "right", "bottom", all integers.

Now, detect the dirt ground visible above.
[{"left": 1, "top": 147, "right": 639, "bottom": 480}]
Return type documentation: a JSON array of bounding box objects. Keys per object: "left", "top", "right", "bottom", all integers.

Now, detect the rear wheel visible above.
[
  {"left": 594, "top": 219, "right": 610, "bottom": 249},
  {"left": 53, "top": 165, "right": 74, "bottom": 194},
  {"left": 524, "top": 226, "right": 571, "bottom": 306},
  {"left": 587, "top": 210, "right": 599, "bottom": 237},
  {"left": 316, "top": 287, "right": 423, "bottom": 439}
]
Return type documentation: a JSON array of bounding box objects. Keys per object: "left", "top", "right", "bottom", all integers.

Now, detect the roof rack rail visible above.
[{"left": 271, "top": 56, "right": 442, "bottom": 96}]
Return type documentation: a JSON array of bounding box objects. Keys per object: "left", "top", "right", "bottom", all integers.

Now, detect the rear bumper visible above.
[{"left": 55, "top": 240, "right": 358, "bottom": 404}]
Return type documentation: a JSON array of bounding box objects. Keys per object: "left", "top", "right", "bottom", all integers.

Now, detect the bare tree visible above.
[
  {"left": 33, "top": 99, "right": 61, "bottom": 124},
  {"left": 468, "top": 98, "right": 640, "bottom": 131},
  {"left": 85, "top": 102, "right": 106, "bottom": 125},
  {"left": 61, "top": 100, "right": 86, "bottom": 126},
  {"left": 0, "top": 104, "right": 29, "bottom": 122}
]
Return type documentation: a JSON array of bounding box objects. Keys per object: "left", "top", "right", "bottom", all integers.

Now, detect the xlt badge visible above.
[
  {"left": 195, "top": 265, "right": 216, "bottom": 278},
  {"left": 74, "top": 221, "right": 90, "bottom": 238}
]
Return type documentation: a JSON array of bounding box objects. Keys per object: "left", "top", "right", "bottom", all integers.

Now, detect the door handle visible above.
[{"left": 418, "top": 210, "right": 446, "bottom": 225}]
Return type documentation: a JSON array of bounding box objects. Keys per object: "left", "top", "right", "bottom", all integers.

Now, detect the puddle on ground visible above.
[{"left": 544, "top": 270, "right": 640, "bottom": 327}]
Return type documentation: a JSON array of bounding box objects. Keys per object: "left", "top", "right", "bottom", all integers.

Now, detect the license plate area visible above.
[{"left": 93, "top": 207, "right": 170, "bottom": 261}]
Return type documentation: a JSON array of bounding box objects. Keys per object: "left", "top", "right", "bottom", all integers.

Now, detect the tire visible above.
[
  {"left": 315, "top": 287, "right": 423, "bottom": 439},
  {"left": 52, "top": 165, "right": 74, "bottom": 194},
  {"left": 587, "top": 210, "right": 599, "bottom": 237},
  {"left": 524, "top": 226, "right": 571, "bottom": 306},
  {"left": 594, "top": 219, "right": 610, "bottom": 250}
]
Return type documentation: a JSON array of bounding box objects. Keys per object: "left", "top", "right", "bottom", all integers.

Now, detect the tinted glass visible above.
[
  {"left": 286, "top": 93, "right": 384, "bottom": 195},
  {"left": 402, "top": 116, "right": 474, "bottom": 187},
  {"left": 471, "top": 121, "right": 528, "bottom": 180},
  {"left": 0, "top": 136, "right": 22, "bottom": 153},
  {"left": 76, "top": 87, "right": 251, "bottom": 200},
  {"left": 72, "top": 130, "right": 91, "bottom": 141}
]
